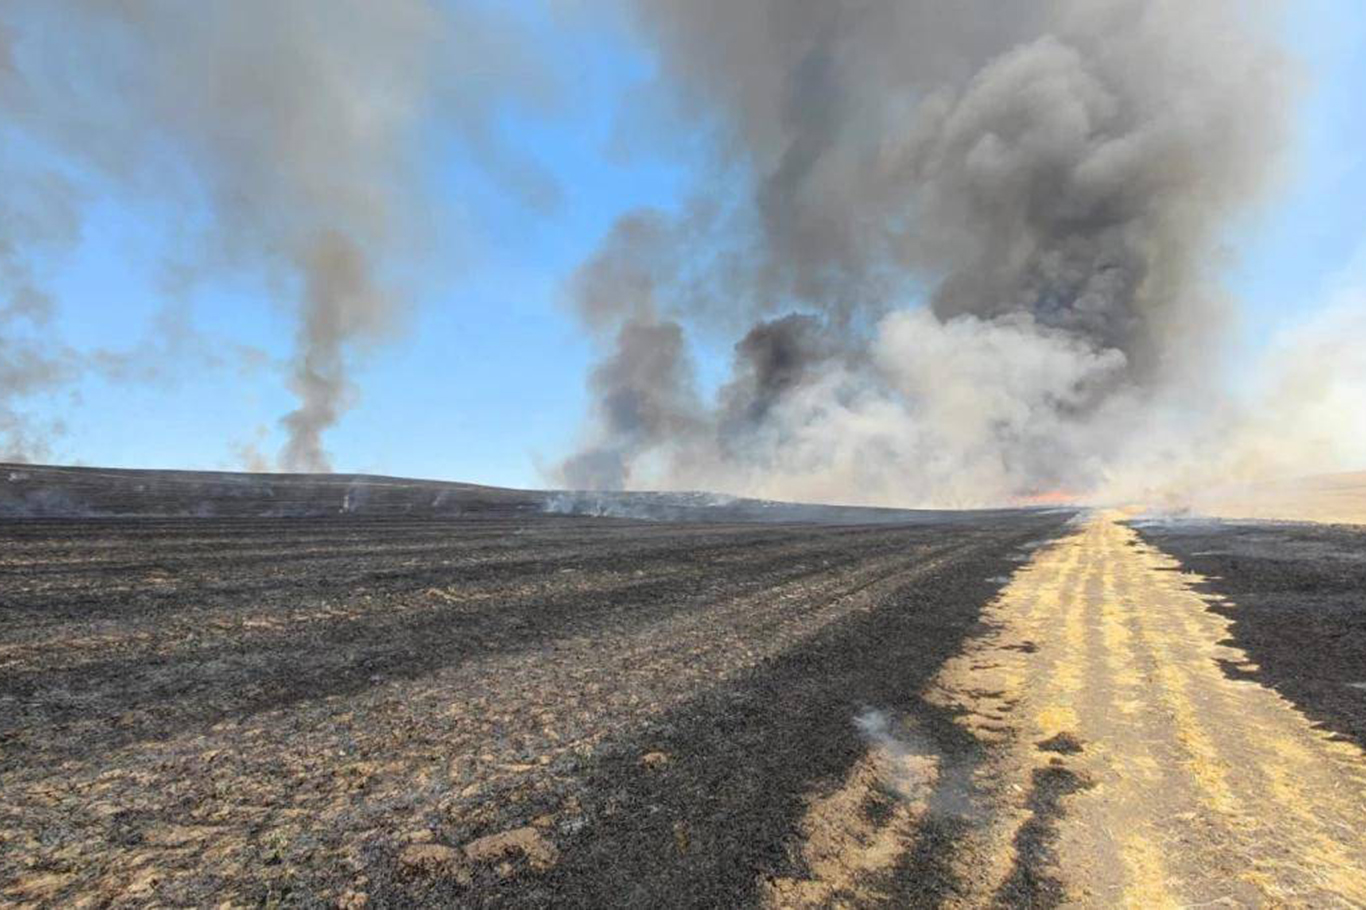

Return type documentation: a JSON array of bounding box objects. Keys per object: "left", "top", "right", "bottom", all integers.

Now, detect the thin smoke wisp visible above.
[{"left": 0, "top": 0, "right": 558, "bottom": 469}]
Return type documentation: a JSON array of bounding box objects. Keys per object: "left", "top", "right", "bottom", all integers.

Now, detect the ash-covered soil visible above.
[
  {"left": 1, "top": 508, "right": 1072, "bottom": 907},
  {"left": 1130, "top": 518, "right": 1366, "bottom": 749}
]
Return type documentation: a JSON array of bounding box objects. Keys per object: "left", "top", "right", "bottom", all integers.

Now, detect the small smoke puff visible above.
[{"left": 853, "top": 708, "right": 938, "bottom": 801}]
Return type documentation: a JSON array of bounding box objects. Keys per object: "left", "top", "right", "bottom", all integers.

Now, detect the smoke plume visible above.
[
  {"left": 0, "top": 1, "right": 556, "bottom": 469},
  {"left": 560, "top": 0, "right": 1311, "bottom": 506}
]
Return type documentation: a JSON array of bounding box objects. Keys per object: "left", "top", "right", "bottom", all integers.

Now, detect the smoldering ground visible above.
[{"left": 557, "top": 0, "right": 1364, "bottom": 508}]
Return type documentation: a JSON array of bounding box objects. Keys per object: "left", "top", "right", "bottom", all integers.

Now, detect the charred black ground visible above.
[{"left": 0, "top": 467, "right": 1073, "bottom": 907}]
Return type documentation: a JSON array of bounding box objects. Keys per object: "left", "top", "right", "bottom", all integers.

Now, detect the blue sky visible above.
[
  {"left": 1229, "top": 0, "right": 1366, "bottom": 341},
  {"left": 7, "top": 1, "right": 1365, "bottom": 489},
  {"left": 10, "top": 3, "right": 689, "bottom": 486}
]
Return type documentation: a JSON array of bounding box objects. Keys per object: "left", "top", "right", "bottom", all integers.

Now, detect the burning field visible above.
[
  {"left": 3, "top": 0, "right": 1366, "bottom": 905},
  {"left": 3, "top": 467, "right": 1366, "bottom": 907}
]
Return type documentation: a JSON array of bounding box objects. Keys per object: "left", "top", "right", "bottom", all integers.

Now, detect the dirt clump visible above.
[
  {"left": 398, "top": 843, "right": 472, "bottom": 884},
  {"left": 463, "top": 826, "right": 559, "bottom": 871}
]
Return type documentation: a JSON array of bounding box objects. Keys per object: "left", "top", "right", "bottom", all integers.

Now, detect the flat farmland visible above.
[{"left": 0, "top": 510, "right": 1070, "bottom": 907}]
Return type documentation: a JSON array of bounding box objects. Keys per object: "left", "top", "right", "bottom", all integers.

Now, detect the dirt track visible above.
[
  {"left": 4, "top": 506, "right": 1366, "bottom": 907},
  {"left": 928, "top": 513, "right": 1366, "bottom": 906}
]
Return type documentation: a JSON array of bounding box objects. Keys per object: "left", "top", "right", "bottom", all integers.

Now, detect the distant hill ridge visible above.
[
  {"left": 0, "top": 462, "right": 1034, "bottom": 524},
  {"left": 1, "top": 463, "right": 543, "bottom": 519}
]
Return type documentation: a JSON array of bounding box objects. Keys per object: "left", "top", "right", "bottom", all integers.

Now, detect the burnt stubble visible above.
[{"left": 0, "top": 471, "right": 1071, "bottom": 907}]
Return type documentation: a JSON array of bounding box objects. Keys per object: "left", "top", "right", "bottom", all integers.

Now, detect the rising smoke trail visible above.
[
  {"left": 559, "top": 0, "right": 1312, "bottom": 507},
  {"left": 0, "top": 1, "right": 558, "bottom": 470}
]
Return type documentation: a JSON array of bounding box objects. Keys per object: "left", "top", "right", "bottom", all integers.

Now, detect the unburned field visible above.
[{"left": 0, "top": 510, "right": 1070, "bottom": 907}]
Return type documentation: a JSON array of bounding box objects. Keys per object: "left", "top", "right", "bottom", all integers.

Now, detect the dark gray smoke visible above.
[
  {"left": 716, "top": 313, "right": 838, "bottom": 464},
  {"left": 560, "top": 0, "right": 1295, "bottom": 505},
  {"left": 0, "top": 99, "right": 81, "bottom": 461},
  {"left": 560, "top": 319, "right": 703, "bottom": 490},
  {"left": 0, "top": 1, "right": 558, "bottom": 470},
  {"left": 723, "top": 315, "right": 834, "bottom": 427}
]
